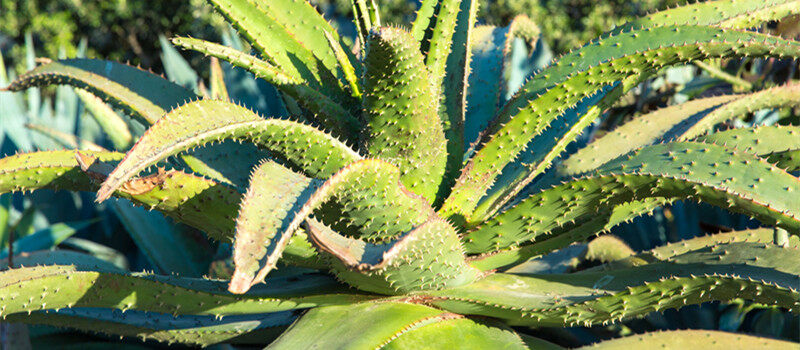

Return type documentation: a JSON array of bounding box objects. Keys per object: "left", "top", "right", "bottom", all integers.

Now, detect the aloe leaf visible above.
[
  {"left": 208, "top": 57, "right": 229, "bottom": 101},
  {"left": 255, "top": 0, "right": 356, "bottom": 95},
  {"left": 694, "top": 125, "right": 800, "bottom": 165},
  {"left": 0, "top": 264, "right": 370, "bottom": 318},
  {"left": 0, "top": 150, "right": 239, "bottom": 241},
  {"left": 619, "top": 0, "right": 800, "bottom": 31},
  {"left": 159, "top": 35, "right": 199, "bottom": 92},
  {"left": 422, "top": 242, "right": 800, "bottom": 326},
  {"left": 350, "top": 0, "right": 381, "bottom": 48},
  {"left": 266, "top": 302, "right": 457, "bottom": 349},
  {"left": 229, "top": 161, "right": 319, "bottom": 293},
  {"left": 442, "top": 26, "right": 800, "bottom": 223},
  {"left": 3, "top": 59, "right": 196, "bottom": 125},
  {"left": 581, "top": 235, "right": 634, "bottom": 264},
  {"left": 0, "top": 51, "right": 33, "bottom": 152},
  {"left": 411, "top": 0, "right": 439, "bottom": 46},
  {"left": 464, "top": 16, "right": 540, "bottom": 149},
  {"left": 577, "top": 329, "right": 797, "bottom": 349},
  {"left": 0, "top": 150, "right": 320, "bottom": 267},
  {"left": 363, "top": 27, "right": 447, "bottom": 203},
  {"left": 382, "top": 317, "right": 529, "bottom": 349},
  {"left": 25, "top": 123, "right": 106, "bottom": 152},
  {"left": 0, "top": 249, "right": 126, "bottom": 273},
  {"left": 75, "top": 89, "right": 133, "bottom": 150},
  {"left": 649, "top": 228, "right": 799, "bottom": 260},
  {"left": 205, "top": 0, "right": 348, "bottom": 102},
  {"left": 440, "top": 0, "right": 478, "bottom": 194},
  {"left": 305, "top": 216, "right": 478, "bottom": 295},
  {"left": 94, "top": 99, "right": 361, "bottom": 203},
  {"left": 229, "top": 159, "right": 437, "bottom": 293},
  {"left": 561, "top": 84, "right": 800, "bottom": 176},
  {"left": 172, "top": 37, "right": 360, "bottom": 139},
  {"left": 177, "top": 140, "right": 271, "bottom": 190},
  {"left": 465, "top": 142, "right": 800, "bottom": 254},
  {"left": 8, "top": 308, "right": 295, "bottom": 346},
  {"left": 468, "top": 198, "right": 672, "bottom": 271},
  {"left": 0, "top": 220, "right": 95, "bottom": 259},
  {"left": 111, "top": 200, "right": 211, "bottom": 277}
]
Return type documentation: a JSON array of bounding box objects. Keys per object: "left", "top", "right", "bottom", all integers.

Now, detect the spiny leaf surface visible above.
[
  {"left": 4, "top": 59, "right": 196, "bottom": 124},
  {"left": 442, "top": 25, "right": 800, "bottom": 223},
  {"left": 95, "top": 99, "right": 361, "bottom": 202},
  {"left": 465, "top": 142, "right": 800, "bottom": 253},
  {"left": 363, "top": 27, "right": 447, "bottom": 203}
]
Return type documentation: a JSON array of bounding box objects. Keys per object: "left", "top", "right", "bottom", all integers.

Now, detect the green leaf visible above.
[
  {"left": 229, "top": 161, "right": 319, "bottom": 293},
  {"left": 464, "top": 16, "right": 540, "bottom": 149},
  {"left": 25, "top": 123, "right": 106, "bottom": 151},
  {"left": 266, "top": 302, "right": 454, "bottom": 349},
  {"left": 465, "top": 142, "right": 800, "bottom": 254},
  {"left": 422, "top": 243, "right": 800, "bottom": 326},
  {"left": 9, "top": 308, "right": 294, "bottom": 346},
  {"left": 576, "top": 329, "right": 797, "bottom": 349},
  {"left": 159, "top": 35, "right": 199, "bottom": 92},
  {"left": 305, "top": 216, "right": 478, "bottom": 295},
  {"left": 229, "top": 159, "right": 447, "bottom": 294},
  {"left": 442, "top": 26, "right": 800, "bottom": 223},
  {"left": 94, "top": 99, "right": 361, "bottom": 203},
  {"left": 75, "top": 89, "right": 133, "bottom": 150},
  {"left": 620, "top": 0, "right": 800, "bottom": 31},
  {"left": 172, "top": 37, "right": 360, "bottom": 139},
  {"left": 0, "top": 220, "right": 95, "bottom": 259},
  {"left": 440, "top": 0, "right": 478, "bottom": 197},
  {"left": 3, "top": 59, "right": 196, "bottom": 125},
  {"left": 560, "top": 84, "right": 800, "bottom": 176},
  {"left": 206, "top": 0, "right": 349, "bottom": 103},
  {"left": 383, "top": 317, "right": 529, "bottom": 350},
  {"left": 111, "top": 200, "right": 211, "bottom": 277},
  {"left": 0, "top": 264, "right": 371, "bottom": 318},
  {"left": 0, "top": 150, "right": 239, "bottom": 241},
  {"left": 350, "top": 0, "right": 381, "bottom": 48},
  {"left": 695, "top": 125, "right": 800, "bottom": 167},
  {"left": 362, "top": 27, "right": 447, "bottom": 203},
  {"left": 411, "top": 0, "right": 439, "bottom": 45}
]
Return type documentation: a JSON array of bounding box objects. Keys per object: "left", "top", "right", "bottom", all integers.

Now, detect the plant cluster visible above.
[{"left": 1, "top": 0, "right": 800, "bottom": 348}]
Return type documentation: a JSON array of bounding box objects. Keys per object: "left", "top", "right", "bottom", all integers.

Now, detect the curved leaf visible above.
[
  {"left": 466, "top": 142, "right": 800, "bottom": 253},
  {"left": 229, "top": 159, "right": 438, "bottom": 293},
  {"left": 383, "top": 317, "right": 529, "bottom": 350},
  {"left": 9, "top": 308, "right": 295, "bottom": 346},
  {"left": 266, "top": 302, "right": 457, "bottom": 350},
  {"left": 206, "top": 0, "right": 349, "bottom": 102},
  {"left": 0, "top": 264, "right": 370, "bottom": 318},
  {"left": 3, "top": 59, "right": 196, "bottom": 124},
  {"left": 423, "top": 242, "right": 799, "bottom": 326},
  {"left": 0, "top": 150, "right": 241, "bottom": 241},
  {"left": 464, "top": 16, "right": 540, "bottom": 149},
  {"left": 561, "top": 84, "right": 800, "bottom": 176},
  {"left": 620, "top": 0, "right": 800, "bottom": 31},
  {"left": 306, "top": 217, "right": 478, "bottom": 295},
  {"left": 95, "top": 99, "right": 361, "bottom": 202},
  {"left": 230, "top": 160, "right": 319, "bottom": 293},
  {"left": 578, "top": 329, "right": 797, "bottom": 349},
  {"left": 468, "top": 198, "right": 671, "bottom": 271},
  {"left": 363, "top": 27, "right": 447, "bottom": 203},
  {"left": 695, "top": 125, "right": 800, "bottom": 168},
  {"left": 172, "top": 37, "right": 360, "bottom": 139},
  {"left": 442, "top": 26, "right": 800, "bottom": 223}
]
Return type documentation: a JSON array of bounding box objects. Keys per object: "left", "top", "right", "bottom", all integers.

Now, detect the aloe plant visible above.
[{"left": 2, "top": 0, "right": 800, "bottom": 347}]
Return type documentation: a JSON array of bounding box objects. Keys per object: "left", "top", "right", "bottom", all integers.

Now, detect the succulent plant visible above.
[{"left": 2, "top": 0, "right": 800, "bottom": 347}]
